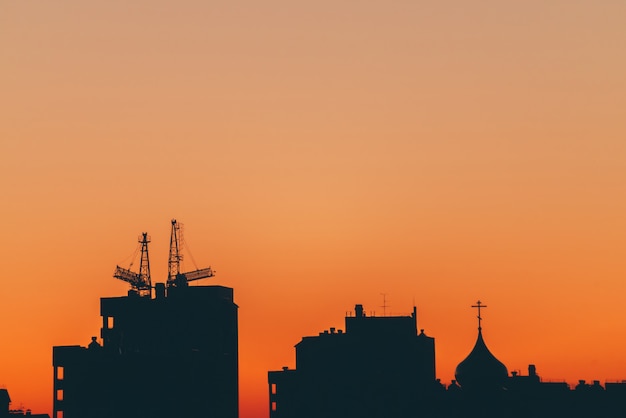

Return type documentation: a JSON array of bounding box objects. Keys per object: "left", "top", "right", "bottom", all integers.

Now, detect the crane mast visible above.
[
  {"left": 168, "top": 219, "right": 182, "bottom": 284},
  {"left": 167, "top": 219, "right": 214, "bottom": 288},
  {"left": 113, "top": 232, "right": 152, "bottom": 297}
]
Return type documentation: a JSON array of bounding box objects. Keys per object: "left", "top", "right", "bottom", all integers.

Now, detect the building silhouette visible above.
[
  {"left": 444, "top": 304, "right": 626, "bottom": 418},
  {"left": 52, "top": 221, "right": 238, "bottom": 418},
  {"left": 268, "top": 304, "right": 437, "bottom": 418},
  {"left": 269, "top": 300, "right": 626, "bottom": 418},
  {"left": 0, "top": 388, "right": 50, "bottom": 417}
]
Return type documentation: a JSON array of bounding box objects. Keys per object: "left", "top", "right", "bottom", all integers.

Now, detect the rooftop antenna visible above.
[
  {"left": 380, "top": 293, "right": 389, "bottom": 316},
  {"left": 471, "top": 300, "right": 487, "bottom": 331}
]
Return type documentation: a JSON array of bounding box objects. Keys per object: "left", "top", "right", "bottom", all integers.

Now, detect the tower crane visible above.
[
  {"left": 167, "top": 219, "right": 214, "bottom": 288},
  {"left": 113, "top": 232, "right": 152, "bottom": 297}
]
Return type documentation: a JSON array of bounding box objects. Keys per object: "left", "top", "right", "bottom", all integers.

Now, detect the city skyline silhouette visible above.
[
  {"left": 3, "top": 1, "right": 626, "bottom": 416},
  {"left": 2, "top": 219, "right": 626, "bottom": 416},
  {"left": 270, "top": 300, "right": 626, "bottom": 418}
]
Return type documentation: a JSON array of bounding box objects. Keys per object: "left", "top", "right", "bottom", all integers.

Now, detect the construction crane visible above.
[
  {"left": 113, "top": 232, "right": 152, "bottom": 297},
  {"left": 167, "top": 219, "right": 214, "bottom": 288}
]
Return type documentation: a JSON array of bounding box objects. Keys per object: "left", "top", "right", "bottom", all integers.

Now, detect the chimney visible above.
[{"left": 155, "top": 283, "right": 166, "bottom": 299}]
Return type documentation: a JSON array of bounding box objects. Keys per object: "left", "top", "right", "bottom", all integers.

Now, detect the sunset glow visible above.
[{"left": 2, "top": 1, "right": 626, "bottom": 416}]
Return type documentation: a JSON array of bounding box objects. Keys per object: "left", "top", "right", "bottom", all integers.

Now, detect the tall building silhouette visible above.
[
  {"left": 52, "top": 221, "right": 238, "bottom": 418},
  {"left": 53, "top": 285, "right": 238, "bottom": 418},
  {"left": 268, "top": 304, "right": 437, "bottom": 418}
]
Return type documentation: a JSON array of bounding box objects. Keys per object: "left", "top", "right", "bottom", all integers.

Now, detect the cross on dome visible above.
[{"left": 471, "top": 300, "right": 487, "bottom": 331}]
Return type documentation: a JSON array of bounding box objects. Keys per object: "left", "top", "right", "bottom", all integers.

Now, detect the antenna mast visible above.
[{"left": 380, "top": 293, "right": 389, "bottom": 316}]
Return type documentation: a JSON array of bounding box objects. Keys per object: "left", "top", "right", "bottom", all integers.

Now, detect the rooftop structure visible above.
[
  {"left": 268, "top": 304, "right": 437, "bottom": 418},
  {"left": 455, "top": 300, "right": 508, "bottom": 393},
  {"left": 52, "top": 220, "right": 238, "bottom": 418}
]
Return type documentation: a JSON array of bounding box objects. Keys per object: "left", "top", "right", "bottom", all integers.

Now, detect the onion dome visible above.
[{"left": 455, "top": 300, "right": 508, "bottom": 392}]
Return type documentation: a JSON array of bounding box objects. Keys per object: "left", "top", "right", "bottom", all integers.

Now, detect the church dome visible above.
[{"left": 455, "top": 302, "right": 508, "bottom": 392}]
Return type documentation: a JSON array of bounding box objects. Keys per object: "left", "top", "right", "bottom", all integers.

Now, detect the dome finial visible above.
[{"left": 471, "top": 300, "right": 487, "bottom": 331}]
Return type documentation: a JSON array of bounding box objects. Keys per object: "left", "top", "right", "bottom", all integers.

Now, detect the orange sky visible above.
[{"left": 2, "top": 1, "right": 626, "bottom": 416}]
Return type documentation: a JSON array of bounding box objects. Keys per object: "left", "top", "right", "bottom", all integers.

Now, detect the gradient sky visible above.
[{"left": 1, "top": 1, "right": 626, "bottom": 416}]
